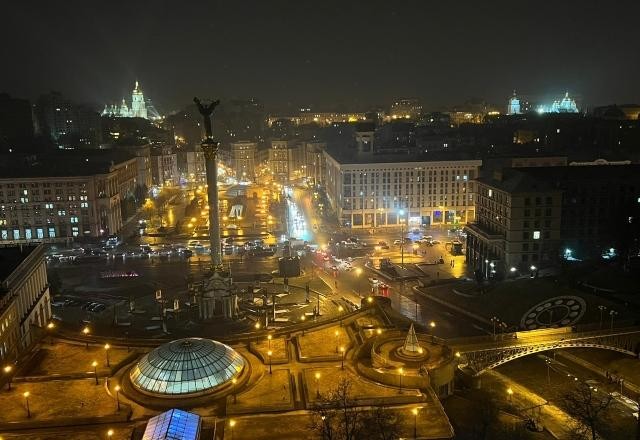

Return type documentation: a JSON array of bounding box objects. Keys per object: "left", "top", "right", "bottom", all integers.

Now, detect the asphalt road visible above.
[
  {"left": 289, "top": 185, "right": 486, "bottom": 339},
  {"left": 496, "top": 351, "right": 637, "bottom": 439}
]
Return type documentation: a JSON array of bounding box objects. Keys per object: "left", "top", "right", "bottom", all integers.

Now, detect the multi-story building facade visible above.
[
  {"left": 0, "top": 244, "right": 51, "bottom": 361},
  {"left": 151, "top": 146, "right": 179, "bottom": 186},
  {"left": 230, "top": 141, "right": 257, "bottom": 181},
  {"left": 323, "top": 150, "right": 481, "bottom": 229},
  {"left": 0, "top": 152, "right": 140, "bottom": 242},
  {"left": 303, "top": 141, "right": 326, "bottom": 186},
  {"left": 388, "top": 98, "right": 422, "bottom": 120},
  {"left": 465, "top": 164, "right": 640, "bottom": 277},
  {"left": 465, "top": 170, "right": 563, "bottom": 278},
  {"left": 268, "top": 140, "right": 292, "bottom": 183},
  {"left": 176, "top": 147, "right": 206, "bottom": 185}
]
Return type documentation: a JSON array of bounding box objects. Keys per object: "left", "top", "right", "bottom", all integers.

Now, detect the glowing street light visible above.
[
  {"left": 315, "top": 372, "right": 321, "bottom": 398},
  {"left": 229, "top": 419, "right": 236, "bottom": 440},
  {"left": 46, "top": 322, "right": 55, "bottom": 345},
  {"left": 338, "top": 305, "right": 344, "bottom": 326},
  {"left": 412, "top": 407, "right": 419, "bottom": 439},
  {"left": 82, "top": 326, "right": 90, "bottom": 349},
  {"left": 104, "top": 343, "right": 111, "bottom": 367},
  {"left": 231, "top": 378, "right": 238, "bottom": 403},
  {"left": 334, "top": 330, "right": 340, "bottom": 353},
  {"left": 398, "top": 367, "right": 404, "bottom": 394},
  {"left": 23, "top": 391, "right": 31, "bottom": 418},
  {"left": 3, "top": 365, "right": 13, "bottom": 390},
  {"left": 92, "top": 360, "right": 99, "bottom": 385},
  {"left": 267, "top": 350, "right": 273, "bottom": 374},
  {"left": 267, "top": 334, "right": 272, "bottom": 350},
  {"left": 507, "top": 387, "right": 513, "bottom": 402},
  {"left": 340, "top": 346, "right": 346, "bottom": 369},
  {"left": 107, "top": 429, "right": 114, "bottom": 439},
  {"left": 114, "top": 385, "right": 121, "bottom": 411}
]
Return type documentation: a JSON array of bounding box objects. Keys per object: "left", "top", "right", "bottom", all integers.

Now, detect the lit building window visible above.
[{"left": 533, "top": 231, "right": 541, "bottom": 240}]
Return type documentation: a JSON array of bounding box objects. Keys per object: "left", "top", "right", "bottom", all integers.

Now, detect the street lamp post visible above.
[
  {"left": 267, "top": 334, "right": 272, "bottom": 350},
  {"left": 338, "top": 305, "right": 344, "bottom": 326},
  {"left": 47, "top": 322, "right": 55, "bottom": 345},
  {"left": 104, "top": 343, "right": 111, "bottom": 367},
  {"left": 254, "top": 322, "right": 261, "bottom": 343},
  {"left": 82, "top": 326, "right": 90, "bottom": 349},
  {"left": 399, "top": 210, "right": 406, "bottom": 268},
  {"left": 340, "top": 346, "right": 345, "bottom": 370},
  {"left": 398, "top": 367, "right": 404, "bottom": 394},
  {"left": 610, "top": 310, "right": 618, "bottom": 331},
  {"left": 229, "top": 419, "right": 236, "bottom": 440},
  {"left": 232, "top": 378, "right": 238, "bottom": 403},
  {"left": 301, "top": 315, "right": 306, "bottom": 336},
  {"left": 412, "top": 407, "right": 419, "bottom": 439},
  {"left": 334, "top": 330, "right": 339, "bottom": 353},
  {"left": 545, "top": 359, "right": 551, "bottom": 386},
  {"left": 598, "top": 305, "right": 607, "bottom": 330},
  {"left": 23, "top": 391, "right": 30, "bottom": 418},
  {"left": 114, "top": 385, "right": 121, "bottom": 411},
  {"left": 429, "top": 321, "right": 436, "bottom": 343},
  {"left": 267, "top": 350, "right": 273, "bottom": 374},
  {"left": 507, "top": 387, "right": 513, "bottom": 403},
  {"left": 107, "top": 429, "right": 114, "bottom": 439},
  {"left": 315, "top": 372, "right": 321, "bottom": 398},
  {"left": 92, "top": 360, "right": 99, "bottom": 385},
  {"left": 4, "top": 365, "right": 13, "bottom": 390}
]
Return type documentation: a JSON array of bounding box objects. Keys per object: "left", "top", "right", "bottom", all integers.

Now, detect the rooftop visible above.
[
  {"left": 130, "top": 337, "right": 244, "bottom": 396},
  {"left": 0, "top": 150, "right": 137, "bottom": 178},
  {"left": 477, "top": 164, "right": 640, "bottom": 193},
  {"left": 325, "top": 146, "right": 481, "bottom": 165},
  {"left": 0, "top": 245, "right": 38, "bottom": 284},
  {"left": 142, "top": 409, "right": 201, "bottom": 440}
]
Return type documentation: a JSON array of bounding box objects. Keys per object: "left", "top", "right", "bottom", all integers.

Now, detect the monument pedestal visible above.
[{"left": 199, "top": 266, "right": 238, "bottom": 320}]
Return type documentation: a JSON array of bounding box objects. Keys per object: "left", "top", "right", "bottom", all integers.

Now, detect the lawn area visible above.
[
  {"left": 303, "top": 366, "right": 417, "bottom": 404},
  {"left": 228, "top": 404, "right": 453, "bottom": 440},
  {"left": 251, "top": 337, "right": 288, "bottom": 363},
  {"left": 26, "top": 343, "right": 134, "bottom": 376},
  {"left": 299, "top": 325, "right": 351, "bottom": 359},
  {"left": 0, "top": 379, "right": 117, "bottom": 422},
  {"left": 424, "top": 278, "right": 639, "bottom": 329},
  {"left": 229, "top": 369, "right": 293, "bottom": 413},
  {"left": 1, "top": 427, "right": 133, "bottom": 440}
]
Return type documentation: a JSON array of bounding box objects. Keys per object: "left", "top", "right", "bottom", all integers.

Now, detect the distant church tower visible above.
[
  {"left": 507, "top": 91, "right": 521, "bottom": 115},
  {"left": 130, "top": 81, "right": 147, "bottom": 119}
]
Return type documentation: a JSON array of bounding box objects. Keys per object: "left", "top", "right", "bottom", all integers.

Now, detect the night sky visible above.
[{"left": 3, "top": 0, "right": 640, "bottom": 112}]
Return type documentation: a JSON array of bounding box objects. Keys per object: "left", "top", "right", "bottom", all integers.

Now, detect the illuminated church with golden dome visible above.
[{"left": 102, "top": 81, "right": 160, "bottom": 120}]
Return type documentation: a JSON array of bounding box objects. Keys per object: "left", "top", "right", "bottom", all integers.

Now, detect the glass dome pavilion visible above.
[{"left": 130, "top": 338, "right": 244, "bottom": 396}]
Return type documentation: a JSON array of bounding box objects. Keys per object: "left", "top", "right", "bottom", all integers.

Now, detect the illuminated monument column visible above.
[{"left": 194, "top": 97, "right": 237, "bottom": 320}]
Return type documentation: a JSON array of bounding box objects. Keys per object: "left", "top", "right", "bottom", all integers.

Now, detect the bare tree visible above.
[
  {"left": 359, "top": 406, "right": 402, "bottom": 440},
  {"left": 310, "top": 377, "right": 401, "bottom": 440},
  {"left": 560, "top": 381, "right": 613, "bottom": 440}
]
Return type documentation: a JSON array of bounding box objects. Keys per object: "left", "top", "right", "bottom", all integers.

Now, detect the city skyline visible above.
[{"left": 3, "top": 0, "right": 640, "bottom": 112}]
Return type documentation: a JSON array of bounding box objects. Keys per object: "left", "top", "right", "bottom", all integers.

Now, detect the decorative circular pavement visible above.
[{"left": 520, "top": 296, "right": 587, "bottom": 330}]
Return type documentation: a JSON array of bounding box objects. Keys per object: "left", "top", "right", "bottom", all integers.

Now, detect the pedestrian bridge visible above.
[{"left": 447, "top": 326, "right": 640, "bottom": 376}]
